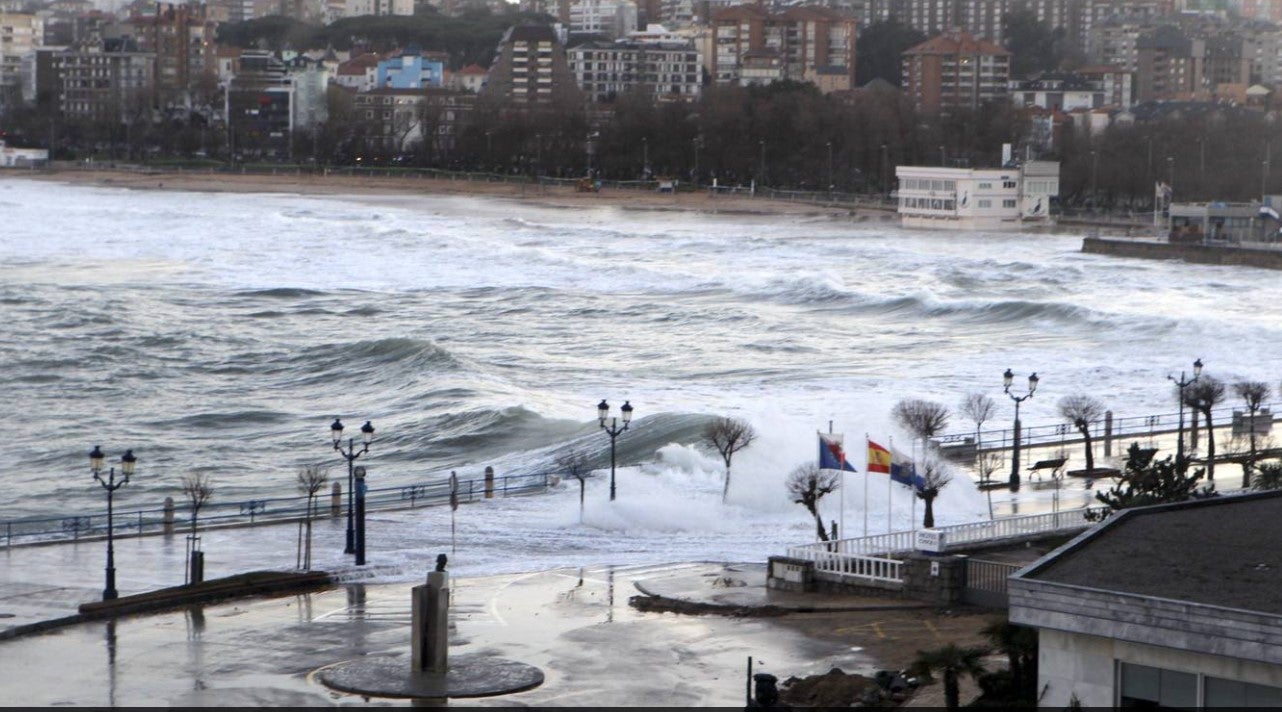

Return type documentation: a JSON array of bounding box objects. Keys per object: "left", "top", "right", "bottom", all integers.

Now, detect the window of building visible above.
[
  {"left": 1119, "top": 663, "right": 1197, "bottom": 708},
  {"left": 1205, "top": 677, "right": 1282, "bottom": 707},
  {"left": 1002, "top": 199, "right": 1017, "bottom": 208},
  {"left": 978, "top": 199, "right": 991, "bottom": 208},
  {"left": 978, "top": 182, "right": 992, "bottom": 189},
  {"left": 1003, "top": 181, "right": 1017, "bottom": 189}
]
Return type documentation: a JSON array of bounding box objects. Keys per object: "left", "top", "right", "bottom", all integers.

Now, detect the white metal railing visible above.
[
  {"left": 811, "top": 552, "right": 903, "bottom": 584},
  {"left": 785, "top": 507, "right": 1094, "bottom": 585}
]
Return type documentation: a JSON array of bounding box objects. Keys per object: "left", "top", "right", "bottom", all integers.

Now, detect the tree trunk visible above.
[
  {"left": 1204, "top": 410, "right": 1216, "bottom": 480},
  {"left": 808, "top": 504, "right": 829, "bottom": 541},
  {"left": 1077, "top": 421, "right": 1095, "bottom": 472},
  {"left": 722, "top": 466, "right": 731, "bottom": 502},
  {"left": 579, "top": 479, "right": 585, "bottom": 523},
  {"left": 944, "top": 669, "right": 960, "bottom": 711},
  {"left": 1247, "top": 408, "right": 1258, "bottom": 488},
  {"left": 923, "top": 494, "right": 936, "bottom": 529}
]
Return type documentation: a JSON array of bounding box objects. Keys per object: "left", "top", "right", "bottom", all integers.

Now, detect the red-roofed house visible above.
[
  {"left": 448, "top": 63, "right": 488, "bottom": 93},
  {"left": 334, "top": 52, "right": 380, "bottom": 92},
  {"left": 902, "top": 29, "right": 1009, "bottom": 113}
]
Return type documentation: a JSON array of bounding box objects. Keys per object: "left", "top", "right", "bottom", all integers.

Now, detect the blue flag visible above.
[
  {"left": 890, "top": 445, "right": 926, "bottom": 489},
  {"left": 818, "top": 432, "right": 858, "bottom": 472}
]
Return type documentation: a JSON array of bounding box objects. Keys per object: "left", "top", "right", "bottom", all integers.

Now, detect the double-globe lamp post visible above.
[
  {"left": 1168, "top": 358, "right": 1203, "bottom": 472},
  {"left": 89, "top": 446, "right": 137, "bottom": 601},
  {"left": 1003, "top": 369, "right": 1039, "bottom": 491},
  {"left": 330, "top": 418, "right": 374, "bottom": 556},
  {"left": 597, "top": 399, "right": 633, "bottom": 502}
]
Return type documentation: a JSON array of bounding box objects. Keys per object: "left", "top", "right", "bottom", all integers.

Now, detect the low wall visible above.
[{"left": 1082, "top": 237, "right": 1282, "bottom": 270}]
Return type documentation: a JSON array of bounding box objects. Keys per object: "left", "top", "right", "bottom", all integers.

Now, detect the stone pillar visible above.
[
  {"left": 411, "top": 566, "right": 450, "bottom": 675},
  {"left": 162, "top": 496, "right": 175, "bottom": 536},
  {"left": 1103, "top": 410, "right": 1113, "bottom": 458},
  {"left": 330, "top": 481, "right": 342, "bottom": 517},
  {"left": 901, "top": 553, "right": 968, "bottom": 606},
  {"left": 484, "top": 466, "right": 495, "bottom": 500}
]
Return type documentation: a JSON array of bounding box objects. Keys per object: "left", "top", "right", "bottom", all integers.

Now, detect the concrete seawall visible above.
[{"left": 1083, "top": 237, "right": 1282, "bottom": 270}]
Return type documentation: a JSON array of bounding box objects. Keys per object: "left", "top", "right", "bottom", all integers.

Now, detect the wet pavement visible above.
[
  {"left": 0, "top": 510, "right": 931, "bottom": 706},
  {"left": 0, "top": 560, "right": 891, "bottom": 706}
]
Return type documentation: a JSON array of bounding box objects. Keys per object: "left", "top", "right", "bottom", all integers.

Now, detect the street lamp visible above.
[
  {"left": 597, "top": 399, "right": 633, "bottom": 501},
  {"left": 331, "top": 418, "right": 375, "bottom": 556},
  {"left": 1003, "top": 369, "right": 1039, "bottom": 491},
  {"left": 826, "top": 141, "right": 833, "bottom": 193},
  {"left": 1090, "top": 149, "right": 1098, "bottom": 200},
  {"left": 1168, "top": 358, "right": 1203, "bottom": 473},
  {"left": 758, "top": 140, "right": 766, "bottom": 187},
  {"left": 90, "top": 446, "right": 137, "bottom": 601},
  {"left": 692, "top": 135, "right": 702, "bottom": 185},
  {"left": 880, "top": 143, "right": 890, "bottom": 195}
]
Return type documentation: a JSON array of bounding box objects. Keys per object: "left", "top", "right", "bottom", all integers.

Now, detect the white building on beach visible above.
[{"left": 896, "top": 161, "right": 1059, "bottom": 231}]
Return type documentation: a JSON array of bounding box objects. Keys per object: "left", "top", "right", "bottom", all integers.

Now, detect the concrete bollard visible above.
[
  {"left": 484, "top": 466, "right": 494, "bottom": 500},
  {"left": 411, "top": 557, "right": 450, "bottom": 676},
  {"left": 331, "top": 481, "right": 342, "bottom": 517},
  {"left": 163, "top": 497, "right": 175, "bottom": 536},
  {"left": 1103, "top": 410, "right": 1113, "bottom": 457}
]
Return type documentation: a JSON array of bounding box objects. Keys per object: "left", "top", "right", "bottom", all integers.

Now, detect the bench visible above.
[{"left": 1027, "top": 457, "right": 1067, "bottom": 479}]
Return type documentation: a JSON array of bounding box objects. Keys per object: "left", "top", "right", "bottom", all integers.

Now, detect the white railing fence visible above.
[{"left": 785, "top": 507, "right": 1094, "bottom": 585}]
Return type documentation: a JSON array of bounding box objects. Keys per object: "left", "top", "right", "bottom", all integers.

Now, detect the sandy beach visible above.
[{"left": 13, "top": 165, "right": 894, "bottom": 219}]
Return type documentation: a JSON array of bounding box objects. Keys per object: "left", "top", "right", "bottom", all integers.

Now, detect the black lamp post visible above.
[
  {"left": 1003, "top": 369, "right": 1039, "bottom": 491},
  {"left": 354, "top": 465, "right": 367, "bottom": 566},
  {"left": 331, "top": 418, "right": 374, "bottom": 555},
  {"left": 1168, "top": 358, "right": 1203, "bottom": 473},
  {"left": 597, "top": 399, "right": 633, "bottom": 502},
  {"left": 90, "top": 446, "right": 137, "bottom": 601}
]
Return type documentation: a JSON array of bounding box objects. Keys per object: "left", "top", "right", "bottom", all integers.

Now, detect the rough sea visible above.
[{"left": 2, "top": 176, "right": 1279, "bottom": 577}]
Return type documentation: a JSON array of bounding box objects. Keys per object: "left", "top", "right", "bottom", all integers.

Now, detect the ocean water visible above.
[{"left": 1, "top": 176, "right": 1278, "bottom": 575}]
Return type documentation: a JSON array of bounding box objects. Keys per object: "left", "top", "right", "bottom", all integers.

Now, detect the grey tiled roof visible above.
[{"left": 1028, "top": 491, "right": 1282, "bottom": 615}]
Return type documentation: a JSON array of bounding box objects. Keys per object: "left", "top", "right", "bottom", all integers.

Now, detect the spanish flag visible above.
[{"left": 867, "top": 439, "right": 892, "bottom": 474}]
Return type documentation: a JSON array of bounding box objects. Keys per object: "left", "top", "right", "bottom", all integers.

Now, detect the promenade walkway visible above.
[{"left": 0, "top": 512, "right": 940, "bottom": 706}]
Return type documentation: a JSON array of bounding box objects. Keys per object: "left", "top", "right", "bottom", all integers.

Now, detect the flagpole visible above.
[
  {"left": 910, "top": 439, "right": 917, "bottom": 535},
  {"left": 831, "top": 423, "right": 845, "bottom": 542},
  {"left": 863, "top": 434, "right": 869, "bottom": 537},
  {"left": 887, "top": 436, "right": 894, "bottom": 535}
]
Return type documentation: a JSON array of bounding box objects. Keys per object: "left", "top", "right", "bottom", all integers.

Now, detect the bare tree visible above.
[
  {"left": 181, "top": 473, "right": 214, "bottom": 536},
  {"left": 1235, "top": 381, "right": 1271, "bottom": 487},
  {"left": 296, "top": 464, "right": 328, "bottom": 571},
  {"left": 959, "top": 393, "right": 996, "bottom": 448},
  {"left": 702, "top": 416, "right": 757, "bottom": 502},
  {"left": 1057, "top": 394, "right": 1106, "bottom": 473},
  {"left": 893, "top": 399, "right": 951, "bottom": 445},
  {"left": 181, "top": 472, "right": 214, "bottom": 585},
  {"left": 915, "top": 458, "right": 953, "bottom": 529},
  {"left": 785, "top": 462, "right": 839, "bottom": 542},
  {"left": 556, "top": 450, "right": 593, "bottom": 523},
  {"left": 1184, "top": 376, "right": 1227, "bottom": 480}
]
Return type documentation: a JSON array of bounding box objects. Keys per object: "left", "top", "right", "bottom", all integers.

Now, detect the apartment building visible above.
[
  {"left": 345, "top": 0, "right": 414, "bottom": 15},
  {"left": 902, "top": 29, "right": 1010, "bottom": 112},
  {"left": 0, "top": 13, "right": 41, "bottom": 107},
  {"left": 568, "top": 0, "right": 639, "bottom": 39},
  {"left": 126, "top": 3, "right": 218, "bottom": 112},
  {"left": 354, "top": 87, "right": 474, "bottom": 154},
  {"left": 1089, "top": 18, "right": 1145, "bottom": 70},
  {"left": 482, "top": 24, "right": 581, "bottom": 106},
  {"left": 1134, "top": 24, "right": 1205, "bottom": 100},
  {"left": 1241, "top": 22, "right": 1282, "bottom": 85},
  {"left": 709, "top": 5, "right": 856, "bottom": 91},
  {"left": 375, "top": 47, "right": 445, "bottom": 89},
  {"left": 224, "top": 50, "right": 292, "bottom": 158},
  {"left": 1240, "top": 0, "right": 1282, "bottom": 22},
  {"left": 567, "top": 39, "right": 700, "bottom": 102},
  {"left": 51, "top": 41, "right": 157, "bottom": 121}
]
